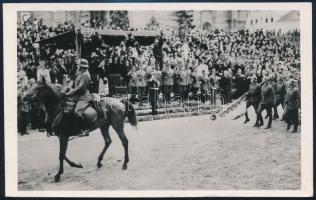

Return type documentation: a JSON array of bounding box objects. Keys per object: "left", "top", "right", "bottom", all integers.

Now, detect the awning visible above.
[
  {"left": 96, "top": 29, "right": 160, "bottom": 46},
  {"left": 96, "top": 29, "right": 159, "bottom": 37},
  {"left": 37, "top": 30, "right": 76, "bottom": 48}
]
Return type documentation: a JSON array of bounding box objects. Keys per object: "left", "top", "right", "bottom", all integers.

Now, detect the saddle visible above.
[{"left": 63, "top": 94, "right": 107, "bottom": 125}]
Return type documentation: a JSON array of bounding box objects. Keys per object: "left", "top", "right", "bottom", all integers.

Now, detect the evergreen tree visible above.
[
  {"left": 174, "top": 10, "right": 195, "bottom": 41},
  {"left": 174, "top": 10, "right": 195, "bottom": 30}
]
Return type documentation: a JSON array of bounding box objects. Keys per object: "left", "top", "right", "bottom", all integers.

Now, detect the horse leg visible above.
[
  {"left": 97, "top": 124, "right": 111, "bottom": 168},
  {"left": 54, "top": 134, "right": 69, "bottom": 182},
  {"left": 64, "top": 156, "right": 83, "bottom": 168},
  {"left": 113, "top": 124, "right": 129, "bottom": 170}
]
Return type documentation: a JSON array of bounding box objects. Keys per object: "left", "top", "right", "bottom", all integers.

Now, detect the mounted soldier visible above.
[{"left": 65, "top": 58, "right": 99, "bottom": 136}]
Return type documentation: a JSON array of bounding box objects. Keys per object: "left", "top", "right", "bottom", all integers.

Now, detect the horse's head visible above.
[{"left": 23, "top": 76, "right": 61, "bottom": 102}]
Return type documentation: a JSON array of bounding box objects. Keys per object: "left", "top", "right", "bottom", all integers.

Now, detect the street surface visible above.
[{"left": 18, "top": 108, "right": 300, "bottom": 190}]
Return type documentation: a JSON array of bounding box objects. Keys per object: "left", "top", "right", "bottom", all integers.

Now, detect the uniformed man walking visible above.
[
  {"left": 273, "top": 77, "right": 287, "bottom": 120},
  {"left": 255, "top": 77, "right": 275, "bottom": 129},
  {"left": 244, "top": 76, "right": 261, "bottom": 126},
  {"left": 283, "top": 79, "right": 300, "bottom": 133}
]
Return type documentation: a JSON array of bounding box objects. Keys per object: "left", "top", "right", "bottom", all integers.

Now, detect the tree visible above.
[
  {"left": 109, "top": 11, "right": 129, "bottom": 30},
  {"left": 174, "top": 10, "right": 195, "bottom": 41}
]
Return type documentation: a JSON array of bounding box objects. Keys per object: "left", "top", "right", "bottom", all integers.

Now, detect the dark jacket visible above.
[
  {"left": 246, "top": 83, "right": 261, "bottom": 103},
  {"left": 275, "top": 83, "right": 287, "bottom": 98},
  {"left": 148, "top": 79, "right": 159, "bottom": 101},
  {"left": 285, "top": 87, "right": 300, "bottom": 110},
  {"left": 260, "top": 83, "right": 275, "bottom": 106}
]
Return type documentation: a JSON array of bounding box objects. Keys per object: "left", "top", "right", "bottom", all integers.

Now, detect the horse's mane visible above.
[{"left": 45, "top": 82, "right": 62, "bottom": 99}]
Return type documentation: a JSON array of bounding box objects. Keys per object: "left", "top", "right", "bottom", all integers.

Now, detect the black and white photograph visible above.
[{"left": 3, "top": 2, "right": 313, "bottom": 197}]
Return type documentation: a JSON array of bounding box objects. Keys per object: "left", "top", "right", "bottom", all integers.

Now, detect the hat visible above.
[{"left": 78, "top": 59, "right": 89, "bottom": 68}]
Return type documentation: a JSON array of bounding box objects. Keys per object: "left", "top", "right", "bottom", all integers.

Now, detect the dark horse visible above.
[{"left": 23, "top": 78, "right": 137, "bottom": 182}]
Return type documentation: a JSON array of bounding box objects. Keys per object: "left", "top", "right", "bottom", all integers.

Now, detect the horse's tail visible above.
[{"left": 122, "top": 100, "right": 138, "bottom": 127}]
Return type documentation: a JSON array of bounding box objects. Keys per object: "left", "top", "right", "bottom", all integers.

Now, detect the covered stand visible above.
[
  {"left": 37, "top": 30, "right": 79, "bottom": 59},
  {"left": 96, "top": 29, "right": 159, "bottom": 46}
]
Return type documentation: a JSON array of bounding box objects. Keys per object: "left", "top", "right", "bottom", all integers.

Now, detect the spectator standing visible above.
[
  {"left": 136, "top": 65, "right": 147, "bottom": 98},
  {"left": 190, "top": 67, "right": 201, "bottom": 95},
  {"left": 162, "top": 63, "right": 174, "bottom": 102},
  {"left": 37, "top": 60, "right": 51, "bottom": 83},
  {"left": 128, "top": 66, "right": 138, "bottom": 103},
  {"left": 148, "top": 74, "right": 159, "bottom": 115},
  {"left": 200, "top": 70, "right": 210, "bottom": 103}
]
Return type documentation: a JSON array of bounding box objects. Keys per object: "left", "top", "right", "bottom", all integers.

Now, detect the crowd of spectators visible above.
[{"left": 17, "top": 17, "right": 301, "bottom": 135}]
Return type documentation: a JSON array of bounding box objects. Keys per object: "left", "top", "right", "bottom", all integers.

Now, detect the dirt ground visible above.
[{"left": 18, "top": 108, "right": 300, "bottom": 190}]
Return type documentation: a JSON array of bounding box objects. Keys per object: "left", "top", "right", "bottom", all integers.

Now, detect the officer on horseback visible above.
[{"left": 65, "top": 58, "right": 95, "bottom": 136}]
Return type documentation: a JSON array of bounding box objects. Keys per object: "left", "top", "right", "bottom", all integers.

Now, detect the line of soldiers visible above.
[{"left": 244, "top": 75, "right": 300, "bottom": 132}]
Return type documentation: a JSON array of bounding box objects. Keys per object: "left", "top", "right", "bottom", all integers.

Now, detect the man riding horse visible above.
[
  {"left": 64, "top": 58, "right": 103, "bottom": 136},
  {"left": 23, "top": 58, "right": 137, "bottom": 182}
]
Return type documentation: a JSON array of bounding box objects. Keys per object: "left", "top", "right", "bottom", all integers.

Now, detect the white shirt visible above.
[{"left": 37, "top": 68, "right": 51, "bottom": 83}]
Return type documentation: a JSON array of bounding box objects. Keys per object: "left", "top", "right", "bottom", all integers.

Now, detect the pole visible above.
[{"left": 74, "top": 11, "right": 81, "bottom": 60}]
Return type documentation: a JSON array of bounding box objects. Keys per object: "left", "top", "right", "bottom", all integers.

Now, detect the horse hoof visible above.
[
  {"left": 121, "top": 164, "right": 127, "bottom": 170},
  {"left": 97, "top": 162, "right": 103, "bottom": 168},
  {"left": 54, "top": 175, "right": 60, "bottom": 183}
]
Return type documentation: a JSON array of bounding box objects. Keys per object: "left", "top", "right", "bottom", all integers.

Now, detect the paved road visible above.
[{"left": 18, "top": 109, "right": 300, "bottom": 190}]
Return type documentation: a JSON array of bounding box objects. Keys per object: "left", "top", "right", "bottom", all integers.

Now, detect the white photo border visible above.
[{"left": 3, "top": 2, "right": 313, "bottom": 197}]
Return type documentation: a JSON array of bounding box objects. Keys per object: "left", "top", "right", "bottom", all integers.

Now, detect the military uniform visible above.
[
  {"left": 148, "top": 78, "right": 159, "bottom": 115},
  {"left": 136, "top": 68, "right": 147, "bottom": 97},
  {"left": 128, "top": 70, "right": 138, "bottom": 103},
  {"left": 273, "top": 81, "right": 287, "bottom": 119},
  {"left": 209, "top": 74, "right": 219, "bottom": 105},
  {"left": 67, "top": 60, "right": 92, "bottom": 119},
  {"left": 17, "top": 87, "right": 30, "bottom": 135},
  {"left": 283, "top": 85, "right": 300, "bottom": 132},
  {"left": 256, "top": 82, "right": 275, "bottom": 128},
  {"left": 162, "top": 67, "right": 174, "bottom": 102},
  {"left": 200, "top": 74, "right": 210, "bottom": 103},
  {"left": 244, "top": 81, "right": 261, "bottom": 125},
  {"left": 190, "top": 71, "right": 201, "bottom": 95},
  {"left": 177, "top": 68, "right": 188, "bottom": 98}
]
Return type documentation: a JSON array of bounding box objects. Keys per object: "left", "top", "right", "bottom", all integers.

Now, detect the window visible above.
[
  {"left": 265, "top": 18, "right": 268, "bottom": 23},
  {"left": 271, "top": 17, "right": 274, "bottom": 23}
]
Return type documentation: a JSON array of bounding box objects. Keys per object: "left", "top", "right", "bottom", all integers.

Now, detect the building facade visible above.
[
  {"left": 245, "top": 10, "right": 300, "bottom": 32},
  {"left": 19, "top": 10, "right": 299, "bottom": 33}
]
